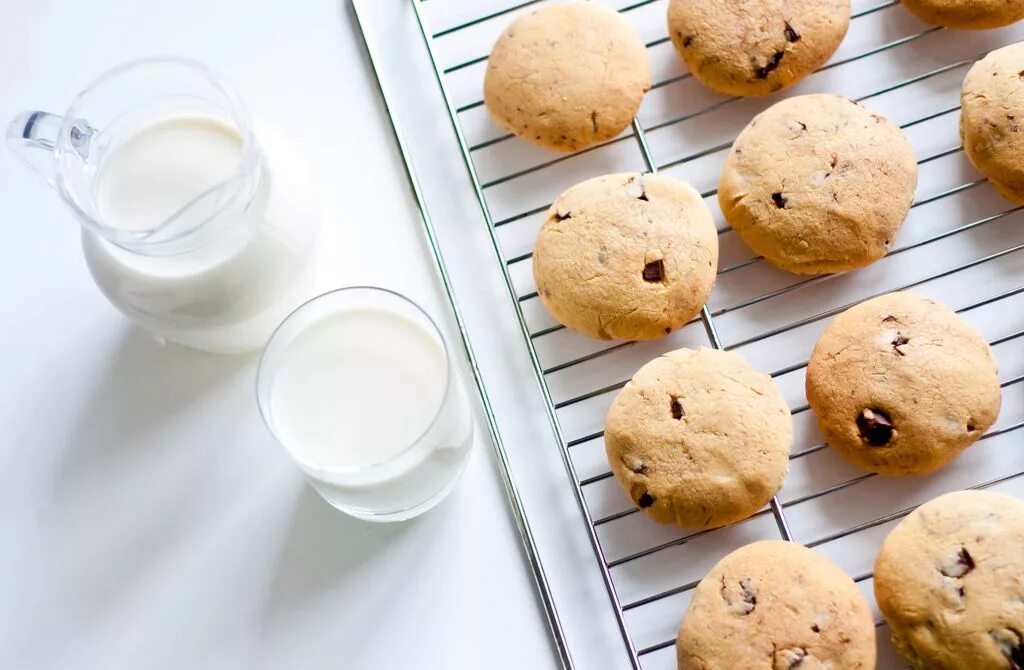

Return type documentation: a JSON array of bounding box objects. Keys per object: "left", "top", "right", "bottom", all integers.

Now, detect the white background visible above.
[{"left": 0, "top": 1, "right": 557, "bottom": 668}]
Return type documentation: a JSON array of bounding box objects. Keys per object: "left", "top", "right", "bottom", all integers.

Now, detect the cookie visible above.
[
  {"left": 874, "top": 490, "right": 1024, "bottom": 670},
  {"left": 483, "top": 3, "right": 651, "bottom": 153},
  {"left": 806, "top": 291, "right": 1001, "bottom": 476},
  {"left": 677, "top": 540, "right": 876, "bottom": 669},
  {"left": 962, "top": 43, "right": 1024, "bottom": 204},
  {"left": 902, "top": 0, "right": 1024, "bottom": 29},
  {"left": 533, "top": 173, "right": 718, "bottom": 341},
  {"left": 667, "top": 0, "right": 850, "bottom": 97},
  {"left": 604, "top": 348, "right": 791, "bottom": 529},
  {"left": 719, "top": 94, "right": 918, "bottom": 275}
]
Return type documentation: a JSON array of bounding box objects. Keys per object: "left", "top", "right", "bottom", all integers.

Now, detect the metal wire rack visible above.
[{"left": 358, "top": 1, "right": 1024, "bottom": 668}]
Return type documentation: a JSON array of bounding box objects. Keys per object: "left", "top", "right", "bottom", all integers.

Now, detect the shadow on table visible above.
[
  {"left": 50, "top": 326, "right": 253, "bottom": 610},
  {"left": 258, "top": 484, "right": 416, "bottom": 627}
]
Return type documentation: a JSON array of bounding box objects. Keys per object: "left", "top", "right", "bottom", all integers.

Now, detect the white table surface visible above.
[{"left": 0, "top": 1, "right": 558, "bottom": 668}]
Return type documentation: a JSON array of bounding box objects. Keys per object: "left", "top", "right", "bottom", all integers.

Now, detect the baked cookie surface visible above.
[
  {"left": 677, "top": 540, "right": 876, "bottom": 670},
  {"left": 963, "top": 43, "right": 1024, "bottom": 204},
  {"left": 605, "top": 348, "right": 791, "bottom": 529},
  {"left": 483, "top": 2, "right": 650, "bottom": 152},
  {"left": 806, "top": 291, "right": 1001, "bottom": 476},
  {"left": 719, "top": 94, "right": 917, "bottom": 275},
  {"left": 875, "top": 490, "right": 1024, "bottom": 670},
  {"left": 667, "top": 0, "right": 850, "bottom": 97},
  {"left": 533, "top": 173, "right": 717, "bottom": 341},
  {"left": 903, "top": 0, "right": 1024, "bottom": 29}
]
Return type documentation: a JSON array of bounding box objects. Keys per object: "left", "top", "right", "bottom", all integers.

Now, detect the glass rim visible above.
[
  {"left": 255, "top": 285, "right": 454, "bottom": 475},
  {"left": 58, "top": 56, "right": 260, "bottom": 250}
]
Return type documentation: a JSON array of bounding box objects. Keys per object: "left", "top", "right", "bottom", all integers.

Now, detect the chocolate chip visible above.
[
  {"left": 882, "top": 315, "right": 898, "bottom": 323},
  {"left": 784, "top": 22, "right": 801, "bottom": 42},
  {"left": 671, "top": 397, "right": 684, "bottom": 420},
  {"left": 643, "top": 259, "right": 665, "bottom": 282},
  {"left": 1018, "top": 70, "right": 1024, "bottom": 80},
  {"left": 682, "top": 34, "right": 694, "bottom": 47},
  {"left": 664, "top": 327, "right": 672, "bottom": 335},
  {"left": 967, "top": 421, "right": 977, "bottom": 432},
  {"left": 857, "top": 408, "right": 894, "bottom": 446},
  {"left": 590, "top": 111, "right": 598, "bottom": 134},
  {"left": 892, "top": 332, "right": 909, "bottom": 356},
  {"left": 772, "top": 192, "right": 788, "bottom": 209},
  {"left": 941, "top": 547, "right": 976, "bottom": 578},
  {"left": 739, "top": 578, "right": 757, "bottom": 613},
  {"left": 990, "top": 628, "right": 1024, "bottom": 669},
  {"left": 811, "top": 624, "right": 821, "bottom": 633},
  {"left": 554, "top": 209, "right": 572, "bottom": 222},
  {"left": 773, "top": 647, "right": 807, "bottom": 670},
  {"left": 754, "top": 51, "right": 785, "bottom": 79},
  {"left": 637, "top": 491, "right": 655, "bottom": 508}
]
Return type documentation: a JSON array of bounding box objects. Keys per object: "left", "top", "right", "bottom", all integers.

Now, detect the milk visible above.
[
  {"left": 97, "top": 116, "right": 244, "bottom": 232},
  {"left": 258, "top": 295, "right": 474, "bottom": 521},
  {"left": 83, "top": 115, "right": 319, "bottom": 352},
  {"left": 269, "top": 309, "right": 449, "bottom": 469}
]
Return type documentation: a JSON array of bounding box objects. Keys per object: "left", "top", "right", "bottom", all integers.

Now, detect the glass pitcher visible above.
[{"left": 6, "top": 57, "right": 320, "bottom": 353}]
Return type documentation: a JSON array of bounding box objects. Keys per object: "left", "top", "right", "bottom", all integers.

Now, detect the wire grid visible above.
[{"left": 409, "top": 1, "right": 1024, "bottom": 668}]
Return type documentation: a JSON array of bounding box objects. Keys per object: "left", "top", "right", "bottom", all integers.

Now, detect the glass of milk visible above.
[
  {"left": 6, "top": 57, "right": 319, "bottom": 353},
  {"left": 256, "top": 287, "right": 475, "bottom": 521}
]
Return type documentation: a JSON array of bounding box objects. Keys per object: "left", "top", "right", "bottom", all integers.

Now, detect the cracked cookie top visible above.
[
  {"left": 806, "top": 291, "right": 1001, "bottom": 476},
  {"left": 483, "top": 2, "right": 651, "bottom": 153},
  {"left": 719, "top": 94, "right": 918, "bottom": 275},
  {"left": 962, "top": 43, "right": 1024, "bottom": 205},
  {"left": 604, "top": 347, "right": 791, "bottom": 529},
  {"left": 667, "top": 0, "right": 850, "bottom": 97},
  {"left": 533, "top": 172, "right": 717, "bottom": 341},
  {"left": 677, "top": 540, "right": 876, "bottom": 669},
  {"left": 875, "top": 490, "right": 1024, "bottom": 670}
]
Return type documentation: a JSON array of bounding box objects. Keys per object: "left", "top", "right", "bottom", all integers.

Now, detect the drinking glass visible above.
[{"left": 256, "top": 287, "right": 474, "bottom": 521}]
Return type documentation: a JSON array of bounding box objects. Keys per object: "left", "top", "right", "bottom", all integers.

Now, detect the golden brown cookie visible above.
[
  {"left": 719, "top": 94, "right": 918, "bottom": 275},
  {"left": 806, "top": 292, "right": 1001, "bottom": 476},
  {"left": 533, "top": 173, "right": 718, "bottom": 341},
  {"left": 875, "top": 490, "right": 1024, "bottom": 670},
  {"left": 483, "top": 3, "right": 651, "bottom": 152},
  {"left": 962, "top": 43, "right": 1024, "bottom": 204},
  {"left": 677, "top": 540, "right": 876, "bottom": 670},
  {"left": 902, "top": 0, "right": 1024, "bottom": 29},
  {"left": 667, "top": 0, "right": 850, "bottom": 97},
  {"left": 605, "top": 348, "right": 791, "bottom": 529}
]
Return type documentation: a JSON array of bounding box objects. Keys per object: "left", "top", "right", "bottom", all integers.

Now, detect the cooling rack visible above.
[{"left": 353, "top": 2, "right": 1024, "bottom": 668}]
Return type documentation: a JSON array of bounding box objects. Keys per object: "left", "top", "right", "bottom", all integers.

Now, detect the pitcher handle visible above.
[{"left": 7, "top": 111, "right": 64, "bottom": 189}]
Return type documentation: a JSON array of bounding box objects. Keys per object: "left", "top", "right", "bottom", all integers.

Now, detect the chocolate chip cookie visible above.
[
  {"left": 806, "top": 291, "right": 1001, "bottom": 476},
  {"left": 963, "top": 43, "right": 1024, "bottom": 204},
  {"left": 533, "top": 173, "right": 718, "bottom": 341},
  {"left": 483, "top": 2, "right": 651, "bottom": 153},
  {"left": 605, "top": 348, "right": 791, "bottom": 529},
  {"left": 902, "top": 0, "right": 1024, "bottom": 29},
  {"left": 667, "top": 0, "right": 850, "bottom": 97},
  {"left": 875, "top": 490, "right": 1024, "bottom": 670},
  {"left": 719, "top": 94, "right": 918, "bottom": 275},
  {"left": 677, "top": 540, "right": 876, "bottom": 669}
]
